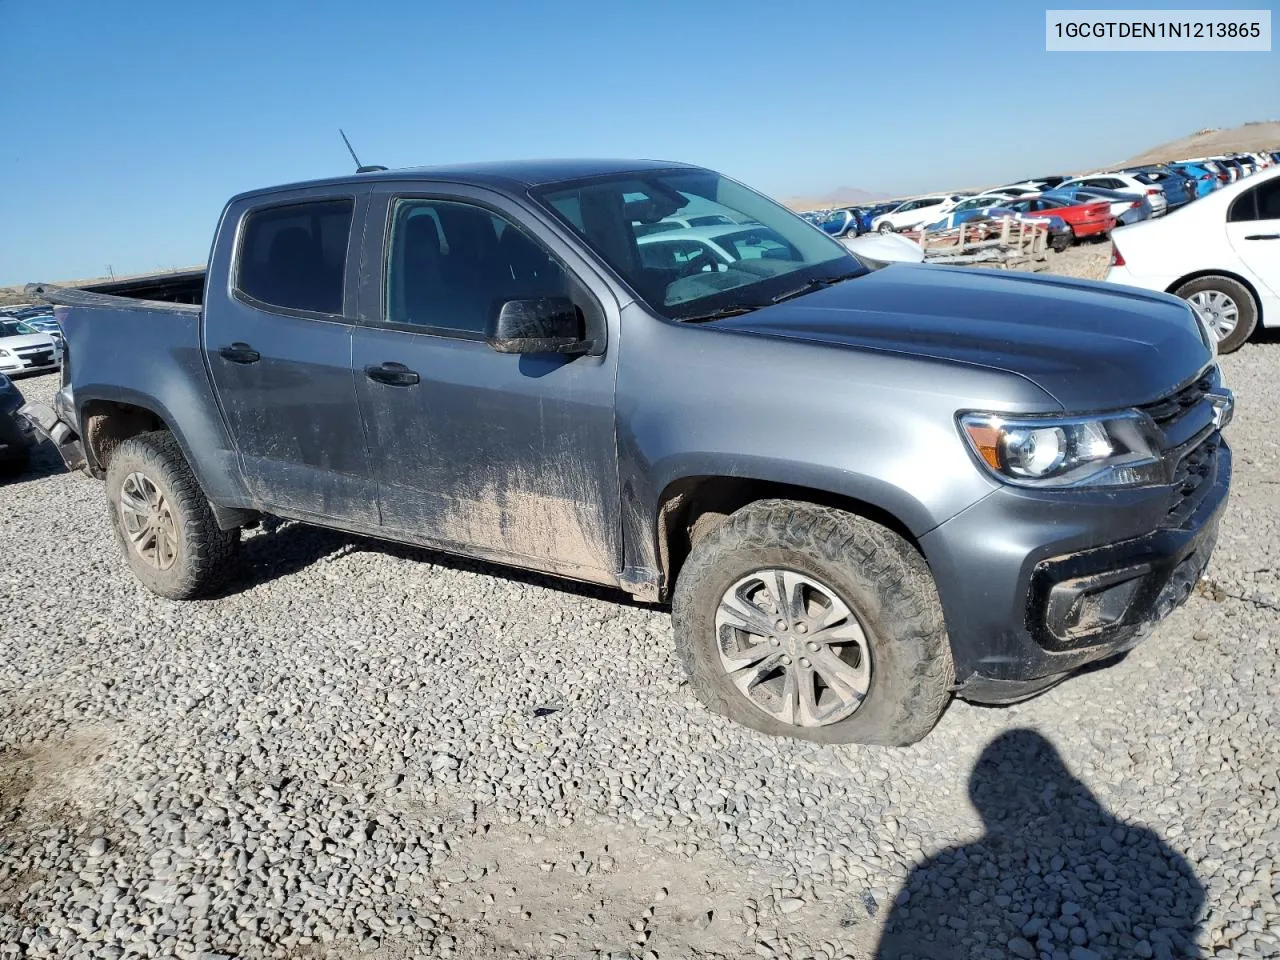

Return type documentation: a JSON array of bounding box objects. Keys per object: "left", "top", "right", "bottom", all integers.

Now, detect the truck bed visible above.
[{"left": 24, "top": 276, "right": 247, "bottom": 509}]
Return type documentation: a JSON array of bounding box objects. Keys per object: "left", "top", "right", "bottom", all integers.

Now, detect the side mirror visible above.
[{"left": 487, "top": 297, "right": 588, "bottom": 355}]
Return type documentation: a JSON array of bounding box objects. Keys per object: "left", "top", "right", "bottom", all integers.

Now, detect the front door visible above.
[
  {"left": 202, "top": 194, "right": 377, "bottom": 524},
  {"left": 351, "top": 189, "right": 621, "bottom": 582}
]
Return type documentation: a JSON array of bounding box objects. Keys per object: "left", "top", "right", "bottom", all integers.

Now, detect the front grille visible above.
[
  {"left": 1140, "top": 371, "right": 1214, "bottom": 426},
  {"left": 1140, "top": 366, "right": 1225, "bottom": 529},
  {"left": 1164, "top": 434, "right": 1218, "bottom": 528},
  {"left": 14, "top": 345, "right": 56, "bottom": 368}
]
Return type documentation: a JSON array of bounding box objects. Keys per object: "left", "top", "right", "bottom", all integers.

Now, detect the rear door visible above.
[
  {"left": 350, "top": 183, "right": 623, "bottom": 583},
  {"left": 202, "top": 191, "right": 377, "bottom": 523},
  {"left": 1226, "top": 177, "right": 1280, "bottom": 299}
]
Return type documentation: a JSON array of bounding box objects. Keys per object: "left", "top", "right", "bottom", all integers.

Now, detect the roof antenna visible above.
[{"left": 339, "top": 129, "right": 387, "bottom": 174}]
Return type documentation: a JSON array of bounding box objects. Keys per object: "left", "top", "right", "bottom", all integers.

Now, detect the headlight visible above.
[
  {"left": 960, "top": 411, "right": 1164, "bottom": 488},
  {"left": 0, "top": 348, "right": 12, "bottom": 358}
]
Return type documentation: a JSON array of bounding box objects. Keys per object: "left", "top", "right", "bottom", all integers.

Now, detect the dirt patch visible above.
[
  {"left": 395, "top": 810, "right": 875, "bottom": 960},
  {"left": 0, "top": 728, "right": 119, "bottom": 904}
]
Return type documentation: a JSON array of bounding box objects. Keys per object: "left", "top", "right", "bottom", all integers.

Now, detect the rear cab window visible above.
[{"left": 234, "top": 199, "right": 354, "bottom": 315}]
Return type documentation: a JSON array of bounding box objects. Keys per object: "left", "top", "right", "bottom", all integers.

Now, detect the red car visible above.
[{"left": 1003, "top": 195, "right": 1115, "bottom": 242}]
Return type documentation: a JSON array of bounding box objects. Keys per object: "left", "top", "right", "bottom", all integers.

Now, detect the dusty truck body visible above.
[{"left": 24, "top": 159, "right": 1234, "bottom": 745}]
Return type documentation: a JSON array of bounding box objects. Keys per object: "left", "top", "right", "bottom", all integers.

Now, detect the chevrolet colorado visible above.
[{"left": 22, "top": 159, "right": 1233, "bottom": 744}]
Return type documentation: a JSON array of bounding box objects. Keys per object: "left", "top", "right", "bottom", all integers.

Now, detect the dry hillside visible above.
[{"left": 1119, "top": 120, "right": 1280, "bottom": 166}]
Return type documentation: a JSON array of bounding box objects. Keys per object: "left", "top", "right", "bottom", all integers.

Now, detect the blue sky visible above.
[{"left": 1, "top": 0, "right": 1276, "bottom": 284}]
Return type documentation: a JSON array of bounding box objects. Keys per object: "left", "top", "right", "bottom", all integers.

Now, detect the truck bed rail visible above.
[{"left": 25, "top": 282, "right": 202, "bottom": 314}]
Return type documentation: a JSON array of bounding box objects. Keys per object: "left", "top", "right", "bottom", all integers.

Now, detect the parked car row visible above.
[{"left": 804, "top": 150, "right": 1280, "bottom": 253}]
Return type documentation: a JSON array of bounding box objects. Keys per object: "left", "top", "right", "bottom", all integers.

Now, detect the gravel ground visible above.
[{"left": 2, "top": 328, "right": 1278, "bottom": 960}]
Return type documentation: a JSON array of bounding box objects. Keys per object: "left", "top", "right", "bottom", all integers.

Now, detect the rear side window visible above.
[
  {"left": 235, "top": 199, "right": 354, "bottom": 315},
  {"left": 1230, "top": 180, "right": 1280, "bottom": 222}
]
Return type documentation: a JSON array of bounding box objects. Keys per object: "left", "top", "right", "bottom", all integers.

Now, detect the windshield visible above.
[
  {"left": 535, "top": 169, "right": 862, "bottom": 320},
  {"left": 0, "top": 320, "right": 35, "bottom": 337}
]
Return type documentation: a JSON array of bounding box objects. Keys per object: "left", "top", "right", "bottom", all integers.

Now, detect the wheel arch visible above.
[
  {"left": 79, "top": 395, "right": 172, "bottom": 478},
  {"left": 76, "top": 391, "right": 255, "bottom": 530},
  {"left": 653, "top": 474, "right": 927, "bottom": 599}
]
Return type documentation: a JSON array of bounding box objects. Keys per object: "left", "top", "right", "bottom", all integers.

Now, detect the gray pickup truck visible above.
[{"left": 23, "top": 159, "right": 1234, "bottom": 745}]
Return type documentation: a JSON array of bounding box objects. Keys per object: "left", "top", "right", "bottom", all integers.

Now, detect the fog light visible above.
[{"left": 1045, "top": 565, "right": 1151, "bottom": 642}]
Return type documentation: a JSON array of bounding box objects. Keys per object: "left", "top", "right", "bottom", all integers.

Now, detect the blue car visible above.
[
  {"left": 818, "top": 207, "right": 864, "bottom": 237},
  {"left": 1123, "top": 167, "right": 1196, "bottom": 209},
  {"left": 1165, "top": 162, "right": 1218, "bottom": 198},
  {"left": 858, "top": 203, "right": 898, "bottom": 233}
]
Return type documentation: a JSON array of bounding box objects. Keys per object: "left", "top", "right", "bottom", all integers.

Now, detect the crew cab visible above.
[{"left": 22, "top": 159, "right": 1233, "bottom": 745}]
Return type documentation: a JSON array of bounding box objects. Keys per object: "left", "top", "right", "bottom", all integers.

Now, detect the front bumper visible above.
[{"left": 921, "top": 434, "right": 1230, "bottom": 703}]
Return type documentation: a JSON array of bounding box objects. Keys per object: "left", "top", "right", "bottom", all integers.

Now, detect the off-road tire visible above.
[
  {"left": 671, "top": 499, "right": 953, "bottom": 745},
  {"left": 106, "top": 431, "right": 239, "bottom": 599},
  {"left": 1174, "top": 275, "right": 1258, "bottom": 355}
]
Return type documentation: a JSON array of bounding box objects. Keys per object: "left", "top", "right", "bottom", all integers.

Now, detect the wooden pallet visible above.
[{"left": 905, "top": 217, "right": 1051, "bottom": 269}]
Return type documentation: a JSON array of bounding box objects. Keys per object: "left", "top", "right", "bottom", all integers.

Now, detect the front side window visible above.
[
  {"left": 235, "top": 199, "right": 353, "bottom": 315},
  {"left": 536, "top": 168, "right": 859, "bottom": 319},
  {"left": 384, "top": 199, "right": 575, "bottom": 336}
]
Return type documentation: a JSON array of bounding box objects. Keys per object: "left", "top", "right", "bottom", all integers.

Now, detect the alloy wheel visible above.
[
  {"left": 715, "top": 569, "right": 871, "bottom": 727},
  {"left": 118, "top": 472, "right": 178, "bottom": 570}
]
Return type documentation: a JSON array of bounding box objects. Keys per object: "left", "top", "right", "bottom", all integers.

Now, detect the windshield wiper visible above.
[
  {"left": 676, "top": 304, "right": 766, "bottom": 324},
  {"left": 770, "top": 271, "right": 863, "bottom": 304}
]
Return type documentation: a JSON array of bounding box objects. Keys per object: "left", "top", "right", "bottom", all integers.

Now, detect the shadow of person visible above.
[{"left": 875, "top": 729, "right": 1205, "bottom": 960}]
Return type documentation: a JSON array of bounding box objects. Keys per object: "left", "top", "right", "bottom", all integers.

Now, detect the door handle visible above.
[
  {"left": 1243, "top": 234, "right": 1280, "bottom": 240},
  {"left": 365, "top": 362, "right": 420, "bottom": 386},
  {"left": 218, "top": 342, "right": 260, "bottom": 364}
]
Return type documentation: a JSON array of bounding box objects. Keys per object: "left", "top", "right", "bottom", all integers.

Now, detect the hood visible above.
[
  {"left": 0, "top": 333, "right": 57, "bottom": 351},
  {"left": 713, "top": 264, "right": 1211, "bottom": 411}
]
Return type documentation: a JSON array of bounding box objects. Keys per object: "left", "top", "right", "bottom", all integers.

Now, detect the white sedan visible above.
[
  {"left": 0, "top": 318, "right": 62, "bottom": 376},
  {"left": 1058, "top": 173, "right": 1168, "bottom": 217},
  {"left": 1106, "top": 165, "right": 1280, "bottom": 354},
  {"left": 870, "top": 195, "right": 967, "bottom": 234}
]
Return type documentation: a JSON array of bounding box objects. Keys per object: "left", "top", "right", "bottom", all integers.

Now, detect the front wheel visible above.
[
  {"left": 1175, "top": 275, "right": 1258, "bottom": 354},
  {"left": 877, "top": 221, "right": 896, "bottom": 235},
  {"left": 106, "top": 431, "right": 239, "bottom": 599},
  {"left": 671, "top": 500, "right": 954, "bottom": 745}
]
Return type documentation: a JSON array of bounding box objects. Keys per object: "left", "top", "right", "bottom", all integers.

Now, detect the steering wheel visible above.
[{"left": 677, "top": 247, "right": 719, "bottom": 278}]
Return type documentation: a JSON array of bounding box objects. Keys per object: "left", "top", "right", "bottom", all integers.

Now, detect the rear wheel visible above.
[
  {"left": 1175, "top": 275, "right": 1258, "bottom": 354},
  {"left": 106, "top": 431, "right": 239, "bottom": 599},
  {"left": 671, "top": 499, "right": 953, "bottom": 745}
]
